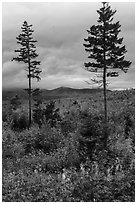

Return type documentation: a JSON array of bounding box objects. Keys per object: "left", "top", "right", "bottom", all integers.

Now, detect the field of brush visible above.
[{"left": 2, "top": 89, "right": 135, "bottom": 202}]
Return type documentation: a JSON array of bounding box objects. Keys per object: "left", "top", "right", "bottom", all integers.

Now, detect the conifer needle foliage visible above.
[
  {"left": 12, "top": 21, "right": 41, "bottom": 127},
  {"left": 83, "top": 2, "right": 131, "bottom": 146}
]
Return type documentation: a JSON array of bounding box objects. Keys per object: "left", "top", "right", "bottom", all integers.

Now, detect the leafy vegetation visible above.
[{"left": 2, "top": 89, "right": 135, "bottom": 202}]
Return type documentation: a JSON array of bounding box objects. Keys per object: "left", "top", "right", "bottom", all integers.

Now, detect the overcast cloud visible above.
[{"left": 2, "top": 2, "right": 135, "bottom": 90}]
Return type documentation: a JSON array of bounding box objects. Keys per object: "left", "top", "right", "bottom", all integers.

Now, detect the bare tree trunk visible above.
[
  {"left": 103, "top": 19, "right": 108, "bottom": 148},
  {"left": 28, "top": 74, "right": 31, "bottom": 128},
  {"left": 28, "top": 37, "right": 31, "bottom": 128},
  {"left": 103, "top": 63, "right": 108, "bottom": 147}
]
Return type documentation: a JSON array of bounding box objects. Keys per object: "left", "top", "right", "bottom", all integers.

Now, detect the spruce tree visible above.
[
  {"left": 12, "top": 21, "right": 41, "bottom": 128},
  {"left": 83, "top": 2, "right": 131, "bottom": 147}
]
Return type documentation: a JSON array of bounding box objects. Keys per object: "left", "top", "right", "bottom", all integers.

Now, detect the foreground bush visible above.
[
  {"left": 2, "top": 126, "right": 25, "bottom": 160},
  {"left": 3, "top": 155, "right": 134, "bottom": 202},
  {"left": 10, "top": 110, "right": 28, "bottom": 131},
  {"left": 2, "top": 91, "right": 135, "bottom": 202},
  {"left": 17, "top": 124, "right": 64, "bottom": 154},
  {"left": 33, "top": 100, "right": 61, "bottom": 128}
]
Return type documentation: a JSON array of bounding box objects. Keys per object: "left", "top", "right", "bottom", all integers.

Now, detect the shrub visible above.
[
  {"left": 36, "top": 124, "right": 64, "bottom": 153},
  {"left": 78, "top": 112, "right": 105, "bottom": 160},
  {"left": 18, "top": 124, "right": 64, "bottom": 154},
  {"left": 124, "top": 112, "right": 134, "bottom": 138},
  {"left": 33, "top": 100, "right": 62, "bottom": 128},
  {"left": 48, "top": 133, "right": 81, "bottom": 171},
  {"left": 2, "top": 89, "right": 135, "bottom": 202},
  {"left": 2, "top": 127, "right": 25, "bottom": 160},
  {"left": 3, "top": 128, "right": 17, "bottom": 159},
  {"left": 33, "top": 99, "right": 44, "bottom": 128},
  {"left": 3, "top": 170, "right": 58, "bottom": 202},
  {"left": 44, "top": 101, "right": 61, "bottom": 127},
  {"left": 60, "top": 119, "right": 75, "bottom": 134},
  {"left": 2, "top": 110, "right": 8, "bottom": 122},
  {"left": 10, "top": 95, "right": 21, "bottom": 110},
  {"left": 3, "top": 158, "right": 134, "bottom": 202},
  {"left": 2, "top": 106, "right": 13, "bottom": 123},
  {"left": 10, "top": 110, "right": 28, "bottom": 131},
  {"left": 108, "top": 131, "right": 134, "bottom": 171},
  {"left": 60, "top": 108, "right": 80, "bottom": 134},
  {"left": 20, "top": 132, "right": 80, "bottom": 172}
]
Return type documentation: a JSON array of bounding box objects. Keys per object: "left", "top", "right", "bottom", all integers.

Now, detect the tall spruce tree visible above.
[
  {"left": 12, "top": 21, "right": 41, "bottom": 128},
  {"left": 83, "top": 2, "right": 131, "bottom": 147}
]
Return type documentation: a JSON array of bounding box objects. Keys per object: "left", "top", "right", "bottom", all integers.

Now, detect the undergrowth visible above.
[{"left": 2, "top": 91, "right": 135, "bottom": 202}]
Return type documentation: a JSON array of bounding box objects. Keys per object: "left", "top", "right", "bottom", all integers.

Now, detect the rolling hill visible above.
[{"left": 2, "top": 86, "right": 107, "bottom": 101}]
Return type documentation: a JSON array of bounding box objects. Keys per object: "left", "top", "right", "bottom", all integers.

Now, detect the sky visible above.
[{"left": 2, "top": 2, "right": 135, "bottom": 90}]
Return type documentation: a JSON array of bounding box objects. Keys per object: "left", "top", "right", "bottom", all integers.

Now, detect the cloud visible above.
[
  {"left": 41, "top": 55, "right": 82, "bottom": 76},
  {"left": 3, "top": 61, "right": 23, "bottom": 78},
  {"left": 38, "top": 73, "right": 90, "bottom": 90},
  {"left": 2, "top": 2, "right": 135, "bottom": 90}
]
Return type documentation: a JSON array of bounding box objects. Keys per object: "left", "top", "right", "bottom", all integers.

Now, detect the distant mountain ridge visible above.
[
  {"left": 2, "top": 86, "right": 109, "bottom": 100},
  {"left": 44, "top": 86, "right": 104, "bottom": 94}
]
